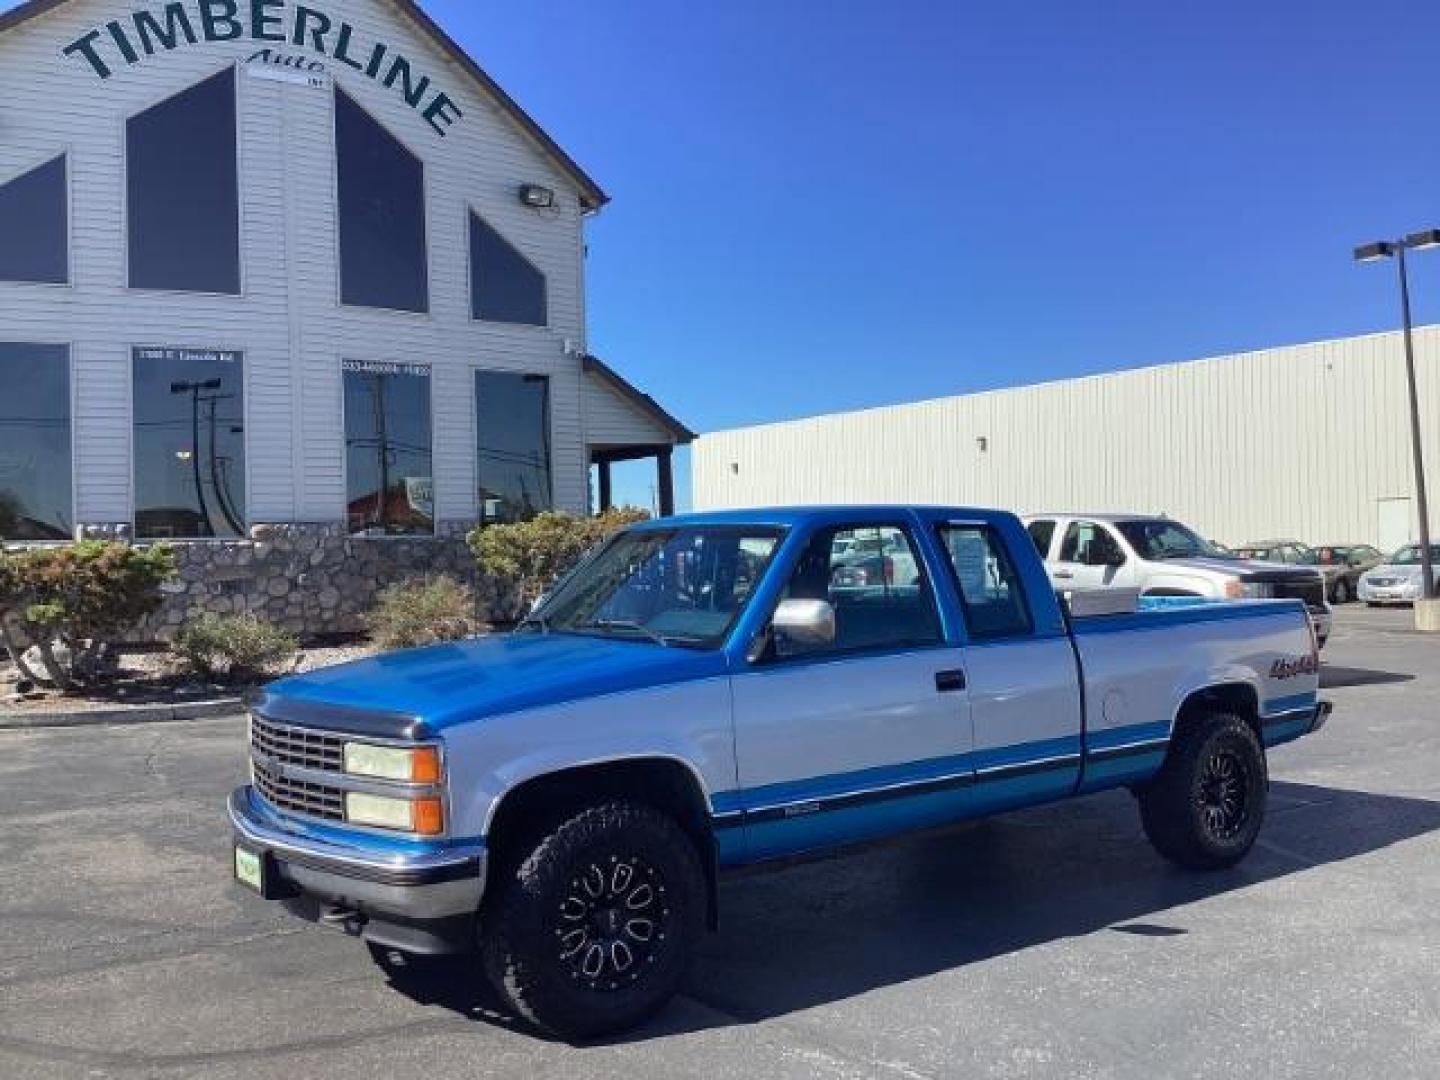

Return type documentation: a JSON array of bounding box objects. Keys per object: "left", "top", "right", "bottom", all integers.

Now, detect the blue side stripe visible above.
[
  {"left": 713, "top": 735, "right": 1083, "bottom": 816},
  {"left": 1085, "top": 719, "right": 1171, "bottom": 750},
  {"left": 1263, "top": 691, "right": 1318, "bottom": 716}
]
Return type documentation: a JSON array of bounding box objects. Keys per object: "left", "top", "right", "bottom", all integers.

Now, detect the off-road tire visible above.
[
  {"left": 1139, "top": 711, "right": 1267, "bottom": 870},
  {"left": 480, "top": 800, "right": 705, "bottom": 1040}
]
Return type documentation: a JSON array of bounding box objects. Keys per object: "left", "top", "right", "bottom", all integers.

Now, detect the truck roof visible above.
[
  {"left": 641, "top": 505, "right": 1015, "bottom": 529},
  {"left": 1022, "top": 512, "right": 1169, "bottom": 524}
]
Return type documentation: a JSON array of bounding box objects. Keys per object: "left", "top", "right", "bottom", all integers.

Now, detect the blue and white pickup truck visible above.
[{"left": 230, "top": 506, "right": 1330, "bottom": 1038}]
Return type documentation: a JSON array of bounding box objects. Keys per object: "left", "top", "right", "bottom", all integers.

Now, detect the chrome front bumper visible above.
[{"left": 228, "top": 787, "right": 486, "bottom": 923}]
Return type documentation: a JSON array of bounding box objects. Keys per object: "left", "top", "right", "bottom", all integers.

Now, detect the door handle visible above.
[
  {"left": 935, "top": 669, "right": 966, "bottom": 693},
  {"left": 1054, "top": 569, "right": 1074, "bottom": 579}
]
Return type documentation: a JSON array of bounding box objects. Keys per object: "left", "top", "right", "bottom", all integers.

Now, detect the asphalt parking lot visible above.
[{"left": 1, "top": 605, "right": 1436, "bottom": 1079}]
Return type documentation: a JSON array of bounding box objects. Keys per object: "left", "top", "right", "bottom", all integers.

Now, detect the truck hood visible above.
[
  {"left": 1149, "top": 556, "right": 1318, "bottom": 581},
  {"left": 262, "top": 632, "right": 729, "bottom": 731}
]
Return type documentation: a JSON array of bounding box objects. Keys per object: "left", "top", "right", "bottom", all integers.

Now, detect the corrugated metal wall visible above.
[{"left": 693, "top": 328, "right": 1440, "bottom": 549}]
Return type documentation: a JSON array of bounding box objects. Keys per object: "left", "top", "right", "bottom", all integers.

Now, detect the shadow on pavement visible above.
[
  {"left": 379, "top": 781, "right": 1440, "bottom": 1042},
  {"left": 1321, "top": 666, "right": 1415, "bottom": 688}
]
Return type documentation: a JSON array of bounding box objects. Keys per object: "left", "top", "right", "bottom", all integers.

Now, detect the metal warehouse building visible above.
[
  {"left": 693, "top": 328, "right": 1440, "bottom": 553},
  {"left": 0, "top": 0, "right": 690, "bottom": 634}
]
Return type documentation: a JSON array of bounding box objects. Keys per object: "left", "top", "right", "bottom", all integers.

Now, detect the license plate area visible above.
[
  {"left": 233, "top": 844, "right": 296, "bottom": 900},
  {"left": 234, "top": 844, "right": 264, "bottom": 892}
]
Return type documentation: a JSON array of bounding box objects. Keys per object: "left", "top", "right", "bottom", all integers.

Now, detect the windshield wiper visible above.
[{"left": 581, "top": 618, "right": 672, "bottom": 647}]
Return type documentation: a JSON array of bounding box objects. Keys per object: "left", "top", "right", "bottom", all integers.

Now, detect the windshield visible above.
[
  {"left": 1391, "top": 545, "right": 1440, "bottom": 566},
  {"left": 1113, "top": 520, "right": 1225, "bottom": 560},
  {"left": 526, "top": 526, "right": 784, "bottom": 648}
]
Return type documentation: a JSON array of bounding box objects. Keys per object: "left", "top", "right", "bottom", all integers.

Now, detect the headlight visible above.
[
  {"left": 345, "top": 792, "right": 445, "bottom": 835},
  {"left": 343, "top": 742, "right": 441, "bottom": 783}
]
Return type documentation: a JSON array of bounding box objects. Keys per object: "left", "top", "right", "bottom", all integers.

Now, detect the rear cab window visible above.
[{"left": 936, "top": 524, "right": 1034, "bottom": 640}]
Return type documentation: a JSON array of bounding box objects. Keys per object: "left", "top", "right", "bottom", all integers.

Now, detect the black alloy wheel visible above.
[
  {"left": 481, "top": 800, "right": 705, "bottom": 1040},
  {"left": 1139, "top": 711, "right": 1268, "bottom": 870}
]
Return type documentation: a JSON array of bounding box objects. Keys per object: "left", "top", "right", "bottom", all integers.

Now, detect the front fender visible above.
[
  {"left": 438, "top": 674, "right": 735, "bottom": 840},
  {"left": 1142, "top": 573, "right": 1222, "bottom": 598}
]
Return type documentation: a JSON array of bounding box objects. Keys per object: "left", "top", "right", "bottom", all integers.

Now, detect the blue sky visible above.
[
  {"left": 431, "top": 0, "right": 1440, "bottom": 507},
  {"left": 9, "top": 1, "right": 1439, "bottom": 510}
]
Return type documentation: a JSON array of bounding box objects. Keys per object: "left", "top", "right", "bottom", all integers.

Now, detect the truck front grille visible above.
[
  {"left": 250, "top": 713, "right": 344, "bottom": 773},
  {"left": 252, "top": 756, "right": 346, "bottom": 822}
]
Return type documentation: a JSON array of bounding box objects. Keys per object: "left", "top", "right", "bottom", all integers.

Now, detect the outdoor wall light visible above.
[
  {"left": 976, "top": 436, "right": 989, "bottom": 453},
  {"left": 519, "top": 183, "right": 555, "bottom": 208}
]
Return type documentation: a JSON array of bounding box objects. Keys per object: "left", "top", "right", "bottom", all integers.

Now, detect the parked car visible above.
[
  {"left": 830, "top": 526, "right": 920, "bottom": 587},
  {"left": 1232, "top": 541, "right": 1353, "bottom": 603},
  {"left": 1358, "top": 544, "right": 1440, "bottom": 605},
  {"left": 1310, "top": 545, "right": 1385, "bottom": 604},
  {"left": 232, "top": 506, "right": 1329, "bottom": 1038},
  {"left": 1024, "top": 514, "right": 1332, "bottom": 647}
]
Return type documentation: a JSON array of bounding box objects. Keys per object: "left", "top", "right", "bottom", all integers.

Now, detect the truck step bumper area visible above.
[{"left": 228, "top": 787, "right": 486, "bottom": 948}]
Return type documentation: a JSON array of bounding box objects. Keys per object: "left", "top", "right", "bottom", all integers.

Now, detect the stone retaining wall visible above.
[{"left": 68, "top": 522, "right": 524, "bottom": 642}]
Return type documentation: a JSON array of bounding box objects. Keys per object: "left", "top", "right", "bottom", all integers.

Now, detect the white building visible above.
[
  {"left": 693, "top": 328, "right": 1440, "bottom": 553},
  {"left": 0, "top": 0, "right": 690, "bottom": 633}
]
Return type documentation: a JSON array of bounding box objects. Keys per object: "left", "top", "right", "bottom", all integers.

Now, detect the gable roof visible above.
[
  {"left": 583, "top": 355, "right": 695, "bottom": 445},
  {"left": 0, "top": 0, "right": 609, "bottom": 210}
]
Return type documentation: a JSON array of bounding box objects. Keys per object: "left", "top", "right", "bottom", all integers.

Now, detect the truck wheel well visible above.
[
  {"left": 486, "top": 759, "right": 719, "bottom": 928},
  {"left": 1174, "top": 683, "right": 1261, "bottom": 742}
]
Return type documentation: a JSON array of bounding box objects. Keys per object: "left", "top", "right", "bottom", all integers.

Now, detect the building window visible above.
[
  {"left": 475, "top": 371, "right": 551, "bottom": 525},
  {"left": 132, "top": 347, "right": 246, "bottom": 539},
  {"left": 336, "top": 88, "right": 428, "bottom": 313},
  {"left": 126, "top": 69, "right": 240, "bottom": 294},
  {"left": 0, "top": 344, "right": 71, "bottom": 541},
  {"left": 0, "top": 156, "right": 67, "bottom": 285},
  {"left": 344, "top": 361, "right": 433, "bottom": 535},
  {"left": 469, "top": 213, "right": 546, "bottom": 325}
]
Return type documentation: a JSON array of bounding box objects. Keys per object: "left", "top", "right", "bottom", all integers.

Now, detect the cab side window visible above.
[
  {"left": 937, "top": 525, "right": 1033, "bottom": 639},
  {"left": 1059, "top": 521, "right": 1124, "bottom": 566},
  {"left": 774, "top": 524, "right": 941, "bottom": 659},
  {"left": 1026, "top": 519, "right": 1056, "bottom": 557}
]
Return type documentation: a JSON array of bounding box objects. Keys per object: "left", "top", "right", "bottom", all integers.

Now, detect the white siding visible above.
[
  {"left": 581, "top": 374, "right": 676, "bottom": 448},
  {"left": 0, "top": 0, "right": 595, "bottom": 527},
  {"left": 693, "top": 328, "right": 1440, "bottom": 549}
]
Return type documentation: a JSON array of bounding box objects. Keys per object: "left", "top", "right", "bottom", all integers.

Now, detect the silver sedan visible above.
[{"left": 1357, "top": 544, "right": 1440, "bottom": 605}]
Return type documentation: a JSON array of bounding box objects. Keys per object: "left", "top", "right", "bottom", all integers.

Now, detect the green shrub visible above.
[
  {"left": 174, "top": 613, "right": 299, "bottom": 683},
  {"left": 0, "top": 541, "right": 176, "bottom": 688},
  {"left": 468, "top": 508, "right": 649, "bottom": 609},
  {"left": 369, "top": 575, "right": 479, "bottom": 650}
]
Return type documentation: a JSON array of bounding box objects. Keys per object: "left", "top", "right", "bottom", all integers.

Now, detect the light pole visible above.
[{"left": 1355, "top": 230, "right": 1439, "bottom": 619}]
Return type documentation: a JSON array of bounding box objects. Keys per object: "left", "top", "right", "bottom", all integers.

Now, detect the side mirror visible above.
[
  {"left": 1105, "top": 551, "right": 1128, "bottom": 568},
  {"left": 772, "top": 598, "right": 836, "bottom": 646}
]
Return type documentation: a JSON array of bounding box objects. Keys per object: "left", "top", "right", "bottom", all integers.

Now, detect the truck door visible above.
[
  {"left": 1053, "top": 519, "right": 1128, "bottom": 590},
  {"left": 933, "top": 522, "right": 1084, "bottom": 810},
  {"left": 728, "top": 521, "right": 974, "bottom": 860}
]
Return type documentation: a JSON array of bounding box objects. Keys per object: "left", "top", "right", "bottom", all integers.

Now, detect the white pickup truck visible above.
[
  {"left": 231, "top": 506, "right": 1329, "bottom": 1039},
  {"left": 1023, "top": 513, "right": 1332, "bottom": 648}
]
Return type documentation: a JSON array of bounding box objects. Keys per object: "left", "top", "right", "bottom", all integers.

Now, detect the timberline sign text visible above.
[{"left": 61, "top": 1, "right": 464, "bottom": 136}]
